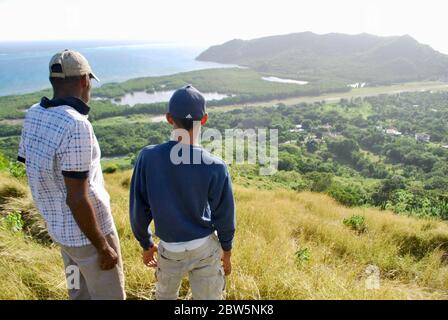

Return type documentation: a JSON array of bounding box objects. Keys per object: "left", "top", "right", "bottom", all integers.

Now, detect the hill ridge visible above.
[{"left": 197, "top": 32, "right": 448, "bottom": 84}]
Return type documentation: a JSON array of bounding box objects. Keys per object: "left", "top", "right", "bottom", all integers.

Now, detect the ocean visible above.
[{"left": 0, "top": 40, "right": 232, "bottom": 96}]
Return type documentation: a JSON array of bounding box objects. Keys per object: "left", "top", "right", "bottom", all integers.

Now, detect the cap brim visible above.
[{"left": 89, "top": 72, "right": 100, "bottom": 82}]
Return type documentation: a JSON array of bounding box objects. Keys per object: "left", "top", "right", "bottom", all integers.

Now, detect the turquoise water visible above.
[{"left": 0, "top": 41, "right": 232, "bottom": 96}]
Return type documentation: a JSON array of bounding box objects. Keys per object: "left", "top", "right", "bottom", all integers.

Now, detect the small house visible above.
[
  {"left": 415, "top": 133, "right": 430, "bottom": 143},
  {"left": 385, "top": 128, "right": 402, "bottom": 136}
]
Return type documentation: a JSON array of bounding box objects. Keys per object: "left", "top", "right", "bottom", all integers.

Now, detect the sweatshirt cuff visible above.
[
  {"left": 220, "top": 240, "right": 233, "bottom": 251},
  {"left": 140, "top": 237, "right": 155, "bottom": 251}
]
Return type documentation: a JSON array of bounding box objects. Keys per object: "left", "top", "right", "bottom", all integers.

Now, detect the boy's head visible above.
[{"left": 166, "top": 85, "right": 208, "bottom": 131}]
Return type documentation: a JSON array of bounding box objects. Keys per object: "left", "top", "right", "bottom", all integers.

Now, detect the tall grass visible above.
[{"left": 1, "top": 170, "right": 447, "bottom": 299}]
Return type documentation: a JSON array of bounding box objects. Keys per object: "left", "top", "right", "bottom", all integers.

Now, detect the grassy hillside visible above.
[
  {"left": 1, "top": 170, "right": 448, "bottom": 300},
  {"left": 197, "top": 32, "right": 448, "bottom": 84}
]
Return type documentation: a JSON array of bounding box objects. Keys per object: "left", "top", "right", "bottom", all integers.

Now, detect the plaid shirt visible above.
[{"left": 18, "top": 97, "right": 115, "bottom": 247}]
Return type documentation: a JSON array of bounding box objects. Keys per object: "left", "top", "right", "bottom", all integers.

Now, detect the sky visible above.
[{"left": 0, "top": 0, "right": 447, "bottom": 53}]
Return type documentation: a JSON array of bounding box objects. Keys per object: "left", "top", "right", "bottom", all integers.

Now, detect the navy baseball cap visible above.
[{"left": 168, "top": 85, "right": 206, "bottom": 120}]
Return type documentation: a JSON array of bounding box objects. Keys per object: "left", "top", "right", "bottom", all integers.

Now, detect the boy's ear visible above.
[
  {"left": 166, "top": 113, "right": 175, "bottom": 125},
  {"left": 200, "top": 113, "right": 208, "bottom": 126}
]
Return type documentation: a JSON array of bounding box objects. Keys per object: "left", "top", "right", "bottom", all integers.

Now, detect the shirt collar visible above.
[
  {"left": 40, "top": 96, "right": 90, "bottom": 115},
  {"left": 168, "top": 139, "right": 202, "bottom": 149}
]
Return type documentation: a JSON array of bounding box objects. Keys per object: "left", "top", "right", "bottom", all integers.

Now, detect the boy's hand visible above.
[
  {"left": 143, "top": 244, "right": 158, "bottom": 268},
  {"left": 221, "top": 250, "right": 232, "bottom": 276}
]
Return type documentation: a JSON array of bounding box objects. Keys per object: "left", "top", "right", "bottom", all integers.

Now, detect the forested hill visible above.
[{"left": 197, "top": 32, "right": 448, "bottom": 84}]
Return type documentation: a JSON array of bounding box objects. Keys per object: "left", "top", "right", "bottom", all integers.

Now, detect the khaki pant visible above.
[
  {"left": 59, "top": 231, "right": 126, "bottom": 300},
  {"left": 155, "top": 233, "right": 226, "bottom": 300}
]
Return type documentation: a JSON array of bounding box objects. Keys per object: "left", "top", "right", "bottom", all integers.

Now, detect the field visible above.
[
  {"left": 216, "top": 81, "right": 448, "bottom": 110},
  {"left": 1, "top": 169, "right": 448, "bottom": 300}
]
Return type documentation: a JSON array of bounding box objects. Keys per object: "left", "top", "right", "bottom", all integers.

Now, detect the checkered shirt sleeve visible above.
[
  {"left": 60, "top": 119, "right": 93, "bottom": 178},
  {"left": 18, "top": 128, "right": 26, "bottom": 162}
]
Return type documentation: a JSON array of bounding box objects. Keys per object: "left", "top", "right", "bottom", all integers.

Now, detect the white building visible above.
[
  {"left": 289, "top": 124, "right": 304, "bottom": 133},
  {"left": 385, "top": 128, "right": 402, "bottom": 136},
  {"left": 415, "top": 133, "right": 430, "bottom": 143}
]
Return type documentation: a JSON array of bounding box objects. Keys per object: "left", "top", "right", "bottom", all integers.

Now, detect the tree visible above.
[
  {"left": 302, "top": 119, "right": 313, "bottom": 130},
  {"left": 306, "top": 140, "right": 319, "bottom": 153},
  {"left": 327, "top": 138, "right": 359, "bottom": 163},
  {"left": 372, "top": 175, "right": 406, "bottom": 208},
  {"left": 278, "top": 152, "right": 298, "bottom": 171},
  {"left": 305, "top": 172, "right": 333, "bottom": 192}
]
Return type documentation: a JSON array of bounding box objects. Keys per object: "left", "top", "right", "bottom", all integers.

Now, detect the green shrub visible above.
[
  {"left": 278, "top": 152, "right": 298, "bottom": 171},
  {"left": 327, "top": 184, "right": 366, "bottom": 207},
  {"left": 8, "top": 161, "right": 26, "bottom": 178},
  {"left": 0, "top": 153, "right": 8, "bottom": 171},
  {"left": 295, "top": 247, "right": 311, "bottom": 265},
  {"left": 343, "top": 215, "right": 367, "bottom": 233},
  {"left": 270, "top": 171, "right": 309, "bottom": 191},
  {"left": 3, "top": 210, "right": 24, "bottom": 232},
  {"left": 305, "top": 172, "right": 333, "bottom": 192},
  {"left": 103, "top": 164, "right": 118, "bottom": 174}
]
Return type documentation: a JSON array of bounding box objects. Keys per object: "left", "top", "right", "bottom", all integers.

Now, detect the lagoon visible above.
[
  {"left": 110, "top": 90, "right": 229, "bottom": 106},
  {"left": 261, "top": 76, "right": 308, "bottom": 85}
]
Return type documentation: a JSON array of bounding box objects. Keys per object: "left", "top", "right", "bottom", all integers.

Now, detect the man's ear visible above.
[
  {"left": 166, "top": 113, "right": 175, "bottom": 125},
  {"left": 80, "top": 74, "right": 90, "bottom": 89},
  {"left": 200, "top": 113, "right": 208, "bottom": 126}
]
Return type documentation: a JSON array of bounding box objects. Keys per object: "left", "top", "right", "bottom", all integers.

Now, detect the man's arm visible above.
[
  {"left": 64, "top": 176, "right": 118, "bottom": 270},
  {"left": 17, "top": 125, "right": 26, "bottom": 163}
]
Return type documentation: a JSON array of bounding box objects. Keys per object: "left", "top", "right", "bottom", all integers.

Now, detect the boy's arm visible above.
[
  {"left": 209, "top": 166, "right": 236, "bottom": 252},
  {"left": 129, "top": 152, "right": 154, "bottom": 250}
]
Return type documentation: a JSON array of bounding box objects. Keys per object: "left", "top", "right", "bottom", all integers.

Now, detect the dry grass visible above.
[{"left": 1, "top": 170, "right": 448, "bottom": 299}]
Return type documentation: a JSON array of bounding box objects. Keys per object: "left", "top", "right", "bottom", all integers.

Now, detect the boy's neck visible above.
[
  {"left": 176, "top": 134, "right": 198, "bottom": 145},
  {"left": 173, "top": 125, "right": 201, "bottom": 146}
]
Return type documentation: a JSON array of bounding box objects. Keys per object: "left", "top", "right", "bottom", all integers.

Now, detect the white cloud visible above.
[{"left": 1, "top": 0, "right": 447, "bottom": 53}]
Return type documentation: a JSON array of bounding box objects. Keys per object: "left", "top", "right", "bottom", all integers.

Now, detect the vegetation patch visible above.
[
  {"left": 2, "top": 210, "right": 24, "bottom": 232},
  {"left": 0, "top": 169, "right": 447, "bottom": 299},
  {"left": 392, "top": 232, "right": 448, "bottom": 260},
  {"left": 0, "top": 172, "right": 52, "bottom": 245},
  {"left": 294, "top": 247, "right": 311, "bottom": 265},
  {"left": 343, "top": 215, "right": 368, "bottom": 234}
]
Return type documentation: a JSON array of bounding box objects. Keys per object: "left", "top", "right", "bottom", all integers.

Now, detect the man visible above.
[
  {"left": 18, "top": 50, "right": 125, "bottom": 300},
  {"left": 130, "top": 85, "right": 236, "bottom": 300}
]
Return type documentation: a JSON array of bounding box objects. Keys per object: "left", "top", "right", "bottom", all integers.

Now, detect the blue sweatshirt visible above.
[{"left": 130, "top": 141, "right": 236, "bottom": 251}]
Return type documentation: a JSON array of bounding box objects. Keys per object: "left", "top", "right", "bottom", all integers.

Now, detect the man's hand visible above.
[
  {"left": 143, "top": 244, "right": 158, "bottom": 268},
  {"left": 221, "top": 250, "right": 232, "bottom": 276},
  {"left": 98, "top": 243, "right": 119, "bottom": 270}
]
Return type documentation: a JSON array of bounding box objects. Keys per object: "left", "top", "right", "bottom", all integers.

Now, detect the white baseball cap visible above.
[{"left": 49, "top": 49, "right": 99, "bottom": 81}]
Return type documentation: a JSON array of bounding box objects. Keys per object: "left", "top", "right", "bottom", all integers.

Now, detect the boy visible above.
[{"left": 130, "top": 85, "right": 236, "bottom": 300}]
